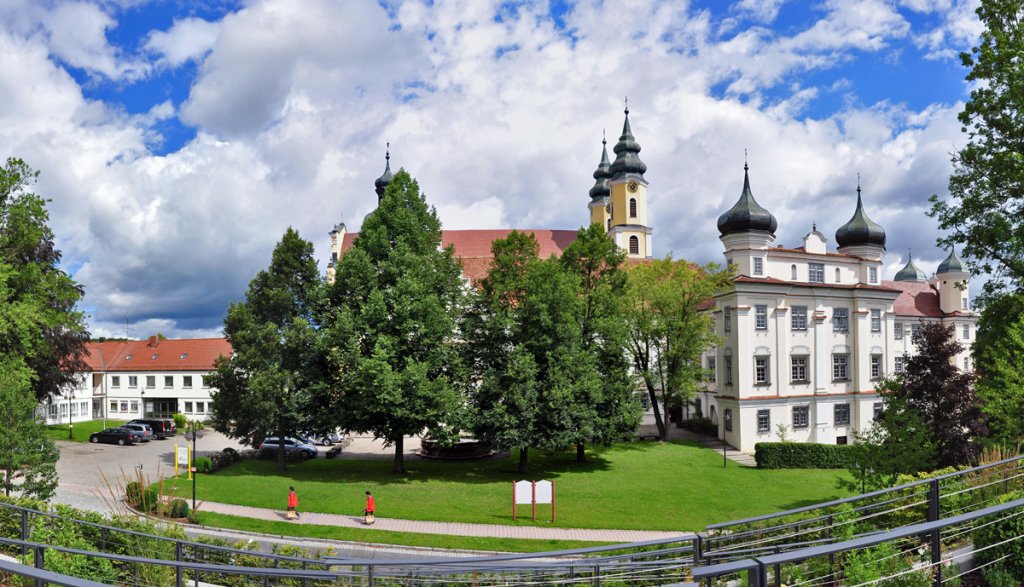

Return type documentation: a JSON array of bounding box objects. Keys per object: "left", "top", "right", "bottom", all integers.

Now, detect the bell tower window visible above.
[
  {"left": 629, "top": 198, "right": 637, "bottom": 218},
  {"left": 629, "top": 235, "right": 640, "bottom": 255}
]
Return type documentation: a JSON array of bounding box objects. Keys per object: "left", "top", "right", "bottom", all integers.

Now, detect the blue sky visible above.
[{"left": 0, "top": 0, "right": 984, "bottom": 338}]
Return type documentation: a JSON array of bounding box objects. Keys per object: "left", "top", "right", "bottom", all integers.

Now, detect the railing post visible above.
[
  {"left": 100, "top": 527, "right": 107, "bottom": 552},
  {"left": 593, "top": 563, "right": 600, "bottom": 587},
  {"left": 694, "top": 534, "right": 704, "bottom": 565},
  {"left": 928, "top": 478, "right": 942, "bottom": 587},
  {"left": 175, "top": 542, "right": 183, "bottom": 587},
  {"left": 928, "top": 479, "right": 940, "bottom": 522},
  {"left": 33, "top": 545, "right": 44, "bottom": 587},
  {"left": 20, "top": 510, "right": 28, "bottom": 556},
  {"left": 827, "top": 515, "right": 836, "bottom": 587},
  {"left": 749, "top": 559, "right": 766, "bottom": 587},
  {"left": 367, "top": 564, "right": 374, "bottom": 587}
]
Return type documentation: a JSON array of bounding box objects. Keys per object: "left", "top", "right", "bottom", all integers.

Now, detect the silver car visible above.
[
  {"left": 258, "top": 437, "right": 318, "bottom": 458},
  {"left": 122, "top": 423, "right": 154, "bottom": 442}
]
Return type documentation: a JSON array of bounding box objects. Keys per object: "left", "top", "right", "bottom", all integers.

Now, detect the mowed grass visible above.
[
  {"left": 194, "top": 512, "right": 614, "bottom": 553},
  {"left": 45, "top": 419, "right": 127, "bottom": 443},
  {"left": 166, "top": 441, "right": 852, "bottom": 531}
]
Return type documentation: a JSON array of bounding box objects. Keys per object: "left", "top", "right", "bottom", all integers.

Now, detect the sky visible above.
[{"left": 0, "top": 0, "right": 985, "bottom": 339}]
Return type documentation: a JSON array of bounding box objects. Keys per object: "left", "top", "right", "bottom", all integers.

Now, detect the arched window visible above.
[
  {"left": 607, "top": 218, "right": 612, "bottom": 230},
  {"left": 629, "top": 198, "right": 637, "bottom": 218},
  {"left": 629, "top": 235, "right": 640, "bottom": 255},
  {"left": 835, "top": 267, "right": 841, "bottom": 282},
  {"left": 791, "top": 264, "right": 797, "bottom": 280}
]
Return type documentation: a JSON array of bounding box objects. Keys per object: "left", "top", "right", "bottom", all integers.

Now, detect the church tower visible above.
[
  {"left": 606, "top": 105, "right": 652, "bottom": 259},
  {"left": 588, "top": 134, "right": 612, "bottom": 231},
  {"left": 328, "top": 146, "right": 394, "bottom": 284}
]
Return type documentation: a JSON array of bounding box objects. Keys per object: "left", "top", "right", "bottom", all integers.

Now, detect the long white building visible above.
[{"left": 698, "top": 166, "right": 976, "bottom": 452}]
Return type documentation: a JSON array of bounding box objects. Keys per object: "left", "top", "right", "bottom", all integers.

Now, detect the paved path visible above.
[{"left": 199, "top": 501, "right": 687, "bottom": 543}]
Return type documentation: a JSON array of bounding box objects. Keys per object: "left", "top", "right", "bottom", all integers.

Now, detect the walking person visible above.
[
  {"left": 287, "top": 486, "right": 299, "bottom": 520},
  {"left": 364, "top": 490, "right": 375, "bottom": 525}
]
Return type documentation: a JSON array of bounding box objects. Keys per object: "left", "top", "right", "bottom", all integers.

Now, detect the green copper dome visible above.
[
  {"left": 895, "top": 254, "right": 927, "bottom": 282},
  {"left": 608, "top": 106, "right": 647, "bottom": 180},
  {"left": 835, "top": 187, "right": 886, "bottom": 248},
  {"left": 717, "top": 163, "right": 778, "bottom": 236},
  {"left": 589, "top": 136, "right": 611, "bottom": 201},
  {"left": 374, "top": 146, "right": 394, "bottom": 201},
  {"left": 937, "top": 248, "right": 966, "bottom": 274}
]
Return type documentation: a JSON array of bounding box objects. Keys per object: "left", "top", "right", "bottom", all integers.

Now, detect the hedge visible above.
[{"left": 754, "top": 442, "right": 856, "bottom": 469}]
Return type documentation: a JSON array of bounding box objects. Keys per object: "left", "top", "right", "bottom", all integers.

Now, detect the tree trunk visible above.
[
  {"left": 662, "top": 399, "right": 672, "bottom": 441},
  {"left": 393, "top": 436, "right": 405, "bottom": 474},
  {"left": 517, "top": 447, "right": 528, "bottom": 474},
  {"left": 576, "top": 442, "right": 586, "bottom": 462},
  {"left": 645, "top": 378, "right": 666, "bottom": 439}
]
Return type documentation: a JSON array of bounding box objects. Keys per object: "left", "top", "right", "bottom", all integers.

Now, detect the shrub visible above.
[
  {"left": 140, "top": 487, "right": 159, "bottom": 512},
  {"left": 222, "top": 447, "right": 239, "bottom": 464},
  {"left": 194, "top": 456, "right": 214, "bottom": 474},
  {"left": 973, "top": 490, "right": 1024, "bottom": 581},
  {"left": 172, "top": 412, "right": 187, "bottom": 430},
  {"left": 124, "top": 481, "right": 143, "bottom": 507},
  {"left": 755, "top": 442, "right": 856, "bottom": 469},
  {"left": 680, "top": 416, "right": 717, "bottom": 436},
  {"left": 168, "top": 498, "right": 189, "bottom": 519}
]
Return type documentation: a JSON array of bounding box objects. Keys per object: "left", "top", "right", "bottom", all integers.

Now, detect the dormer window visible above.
[
  {"left": 180, "top": 353, "right": 188, "bottom": 359},
  {"left": 124, "top": 354, "right": 133, "bottom": 360},
  {"left": 151, "top": 354, "right": 158, "bottom": 360}
]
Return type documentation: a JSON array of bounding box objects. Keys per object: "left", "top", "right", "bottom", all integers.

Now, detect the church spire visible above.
[
  {"left": 374, "top": 142, "right": 394, "bottom": 202},
  {"left": 608, "top": 99, "right": 647, "bottom": 180},
  {"left": 589, "top": 132, "right": 611, "bottom": 201}
]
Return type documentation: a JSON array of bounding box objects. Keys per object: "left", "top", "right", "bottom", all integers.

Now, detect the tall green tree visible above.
[
  {"left": 0, "top": 158, "right": 89, "bottom": 402},
  {"left": 624, "top": 258, "right": 731, "bottom": 440},
  {"left": 559, "top": 224, "right": 641, "bottom": 460},
  {"left": 324, "top": 170, "right": 465, "bottom": 474},
  {"left": 208, "top": 228, "right": 325, "bottom": 471},
  {"left": 929, "top": 0, "right": 1024, "bottom": 297},
  {"left": 0, "top": 358, "right": 59, "bottom": 500},
  {"left": 973, "top": 293, "right": 1024, "bottom": 445}
]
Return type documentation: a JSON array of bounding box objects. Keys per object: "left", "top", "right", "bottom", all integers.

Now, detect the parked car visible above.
[
  {"left": 128, "top": 418, "right": 176, "bottom": 439},
  {"left": 89, "top": 427, "right": 141, "bottom": 446},
  {"left": 122, "top": 423, "right": 154, "bottom": 442},
  {"left": 299, "top": 430, "right": 347, "bottom": 446},
  {"left": 258, "top": 437, "right": 318, "bottom": 458}
]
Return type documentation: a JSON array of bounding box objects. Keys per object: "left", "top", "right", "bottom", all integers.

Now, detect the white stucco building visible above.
[
  {"left": 38, "top": 337, "right": 231, "bottom": 425},
  {"left": 697, "top": 166, "right": 976, "bottom": 452}
]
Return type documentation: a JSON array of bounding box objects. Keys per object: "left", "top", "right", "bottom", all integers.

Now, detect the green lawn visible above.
[
  {"left": 194, "top": 512, "right": 612, "bottom": 553},
  {"left": 45, "top": 419, "right": 127, "bottom": 443},
  {"left": 166, "top": 441, "right": 852, "bottom": 531}
]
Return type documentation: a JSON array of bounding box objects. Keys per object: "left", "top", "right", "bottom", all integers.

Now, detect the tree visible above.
[
  {"left": 323, "top": 170, "right": 465, "bottom": 474},
  {"left": 623, "top": 258, "right": 731, "bottom": 440},
  {"left": 0, "top": 158, "right": 89, "bottom": 402},
  {"left": 207, "top": 228, "right": 325, "bottom": 471},
  {"left": 559, "top": 224, "right": 641, "bottom": 460},
  {"left": 898, "top": 322, "right": 984, "bottom": 467},
  {"left": 0, "top": 358, "right": 59, "bottom": 500},
  {"left": 929, "top": 1, "right": 1024, "bottom": 298},
  {"left": 973, "top": 293, "right": 1024, "bottom": 446}
]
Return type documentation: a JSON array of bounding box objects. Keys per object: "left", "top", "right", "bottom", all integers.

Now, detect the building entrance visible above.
[{"left": 144, "top": 398, "right": 178, "bottom": 418}]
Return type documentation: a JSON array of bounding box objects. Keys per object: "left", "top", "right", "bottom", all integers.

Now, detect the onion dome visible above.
[
  {"left": 717, "top": 163, "right": 778, "bottom": 236},
  {"left": 374, "top": 144, "right": 394, "bottom": 200},
  {"left": 608, "top": 105, "right": 647, "bottom": 180},
  {"left": 937, "top": 248, "right": 967, "bottom": 274},
  {"left": 589, "top": 135, "right": 612, "bottom": 201},
  {"left": 895, "top": 252, "right": 927, "bottom": 282},
  {"left": 835, "top": 184, "right": 886, "bottom": 247}
]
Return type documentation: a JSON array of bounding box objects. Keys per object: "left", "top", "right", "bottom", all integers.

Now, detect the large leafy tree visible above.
[
  {"left": 624, "top": 258, "right": 731, "bottom": 440},
  {"left": 0, "top": 358, "right": 59, "bottom": 500},
  {"left": 208, "top": 228, "right": 325, "bottom": 471},
  {"left": 973, "top": 293, "right": 1024, "bottom": 446},
  {"left": 929, "top": 0, "right": 1024, "bottom": 297},
  {"left": 0, "top": 158, "right": 89, "bottom": 402},
  {"left": 559, "top": 225, "right": 641, "bottom": 460},
  {"left": 324, "top": 170, "right": 465, "bottom": 474}
]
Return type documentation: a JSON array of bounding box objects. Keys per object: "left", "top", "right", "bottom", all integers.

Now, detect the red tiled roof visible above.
[
  {"left": 84, "top": 338, "right": 232, "bottom": 372},
  {"left": 341, "top": 229, "right": 580, "bottom": 281},
  {"left": 884, "top": 280, "right": 946, "bottom": 318}
]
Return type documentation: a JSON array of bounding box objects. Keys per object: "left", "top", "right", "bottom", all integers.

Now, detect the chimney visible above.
[{"left": 148, "top": 335, "right": 159, "bottom": 348}]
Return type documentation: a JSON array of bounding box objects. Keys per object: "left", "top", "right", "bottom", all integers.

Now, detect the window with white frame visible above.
[
  {"left": 962, "top": 297, "right": 968, "bottom": 310},
  {"left": 894, "top": 322, "right": 904, "bottom": 340},
  {"left": 757, "top": 409, "right": 771, "bottom": 432},
  {"left": 724, "top": 409, "right": 733, "bottom": 432},
  {"left": 809, "top": 263, "right": 824, "bottom": 283},
  {"left": 964, "top": 356, "right": 970, "bottom": 371},
  {"left": 869, "top": 267, "right": 878, "bottom": 283},
  {"left": 791, "top": 356, "right": 808, "bottom": 382},
  {"left": 201, "top": 376, "right": 209, "bottom": 389},
  {"left": 184, "top": 401, "right": 193, "bottom": 413},
  {"left": 183, "top": 376, "right": 193, "bottom": 388},
  {"left": 724, "top": 307, "right": 731, "bottom": 332},
  {"left": 146, "top": 375, "right": 155, "bottom": 388},
  {"left": 109, "top": 401, "right": 117, "bottom": 413},
  {"left": 833, "top": 308, "right": 849, "bottom": 332},
  {"left": 48, "top": 404, "right": 57, "bottom": 418},
  {"left": 111, "top": 375, "right": 120, "bottom": 387},
  {"left": 59, "top": 403, "right": 67, "bottom": 417},
  {"left": 755, "top": 356, "right": 770, "bottom": 385},
  {"left": 871, "top": 354, "right": 882, "bottom": 379},
  {"left": 119, "top": 401, "right": 128, "bottom": 412},
  {"left": 895, "top": 355, "right": 906, "bottom": 373},
  {"left": 871, "top": 309, "right": 881, "bottom": 332},
  {"left": 873, "top": 403, "right": 884, "bottom": 421},
  {"left": 164, "top": 375, "right": 173, "bottom": 387},
  {"left": 792, "top": 406, "right": 809, "bottom": 429},
  {"left": 725, "top": 357, "right": 733, "bottom": 385},
  {"left": 128, "top": 376, "right": 138, "bottom": 388},
  {"left": 834, "top": 403, "right": 851, "bottom": 426},
  {"left": 195, "top": 402, "right": 205, "bottom": 414},
  {"left": 130, "top": 401, "right": 139, "bottom": 413},
  {"left": 835, "top": 267, "right": 841, "bottom": 282},
  {"left": 911, "top": 323, "right": 922, "bottom": 339},
  {"left": 753, "top": 257, "right": 764, "bottom": 275},
  {"left": 832, "top": 354, "right": 849, "bottom": 381},
  {"left": 707, "top": 356, "right": 717, "bottom": 382},
  {"left": 755, "top": 305, "right": 768, "bottom": 330},
  {"left": 963, "top": 324, "right": 970, "bottom": 339},
  {"left": 791, "top": 306, "right": 807, "bottom": 331},
  {"left": 791, "top": 264, "right": 797, "bottom": 280},
  {"left": 70, "top": 402, "right": 78, "bottom": 417}
]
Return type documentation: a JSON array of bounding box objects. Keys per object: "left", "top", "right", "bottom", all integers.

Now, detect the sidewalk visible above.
[
  {"left": 198, "top": 501, "right": 688, "bottom": 543},
  {"left": 650, "top": 425, "right": 758, "bottom": 467}
]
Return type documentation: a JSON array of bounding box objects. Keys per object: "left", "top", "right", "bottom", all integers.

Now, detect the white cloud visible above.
[
  {"left": 145, "top": 17, "right": 220, "bottom": 67},
  {"left": 42, "top": 1, "right": 148, "bottom": 80}
]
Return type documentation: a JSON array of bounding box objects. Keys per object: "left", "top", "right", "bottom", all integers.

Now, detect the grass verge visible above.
[
  {"left": 46, "top": 419, "right": 127, "bottom": 443},
  {"left": 193, "top": 511, "right": 613, "bottom": 553}
]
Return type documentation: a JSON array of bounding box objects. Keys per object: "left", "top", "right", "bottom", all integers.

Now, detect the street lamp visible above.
[
  {"left": 183, "top": 422, "right": 205, "bottom": 512},
  {"left": 66, "top": 389, "right": 75, "bottom": 440}
]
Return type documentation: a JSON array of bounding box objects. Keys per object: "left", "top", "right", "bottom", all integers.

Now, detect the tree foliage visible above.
[
  {"left": 929, "top": 1, "right": 1024, "bottom": 297},
  {"left": 973, "top": 292, "right": 1024, "bottom": 446},
  {"left": 323, "top": 170, "right": 466, "bottom": 473},
  {"left": 0, "top": 358, "right": 59, "bottom": 500},
  {"left": 0, "top": 158, "right": 88, "bottom": 402},
  {"left": 623, "top": 258, "right": 731, "bottom": 440},
  {"left": 208, "top": 228, "right": 325, "bottom": 471}
]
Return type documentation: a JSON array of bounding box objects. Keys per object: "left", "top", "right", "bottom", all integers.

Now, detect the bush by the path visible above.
[{"left": 755, "top": 442, "right": 855, "bottom": 469}]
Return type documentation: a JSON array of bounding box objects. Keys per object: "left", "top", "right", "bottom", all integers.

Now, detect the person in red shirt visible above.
[
  {"left": 364, "top": 491, "right": 375, "bottom": 525},
  {"left": 287, "top": 486, "right": 299, "bottom": 520}
]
